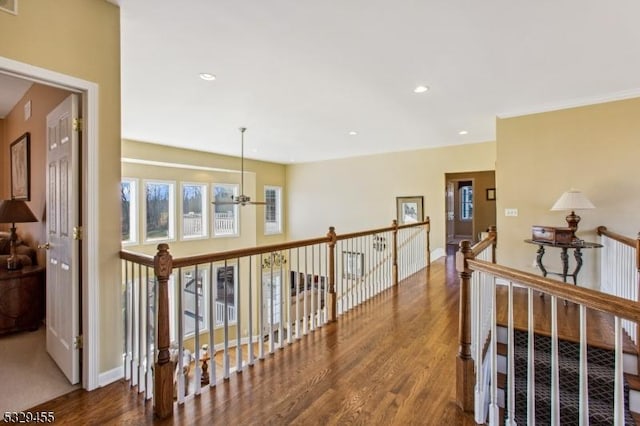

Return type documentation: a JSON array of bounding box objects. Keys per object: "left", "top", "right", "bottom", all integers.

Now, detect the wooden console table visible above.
[
  {"left": 0, "top": 265, "right": 46, "bottom": 334},
  {"left": 524, "top": 239, "right": 602, "bottom": 285}
]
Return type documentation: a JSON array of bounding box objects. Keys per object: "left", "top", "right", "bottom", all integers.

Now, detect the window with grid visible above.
[
  {"left": 460, "top": 185, "right": 473, "bottom": 221},
  {"left": 264, "top": 186, "right": 282, "bottom": 235}
]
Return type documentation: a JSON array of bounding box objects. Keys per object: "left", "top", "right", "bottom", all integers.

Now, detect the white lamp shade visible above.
[{"left": 550, "top": 189, "right": 595, "bottom": 211}]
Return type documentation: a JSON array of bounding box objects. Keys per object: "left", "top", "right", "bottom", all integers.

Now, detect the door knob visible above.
[{"left": 38, "top": 243, "right": 51, "bottom": 250}]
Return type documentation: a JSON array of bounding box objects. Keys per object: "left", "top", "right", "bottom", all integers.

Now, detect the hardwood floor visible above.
[
  {"left": 32, "top": 256, "right": 477, "bottom": 425},
  {"left": 30, "top": 255, "right": 632, "bottom": 424}
]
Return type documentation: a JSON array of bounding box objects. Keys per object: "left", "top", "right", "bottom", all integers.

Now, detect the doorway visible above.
[
  {"left": 445, "top": 171, "right": 496, "bottom": 257},
  {"left": 0, "top": 55, "right": 100, "bottom": 403}
]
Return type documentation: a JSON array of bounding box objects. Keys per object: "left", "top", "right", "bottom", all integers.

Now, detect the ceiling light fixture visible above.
[
  {"left": 413, "top": 85, "right": 429, "bottom": 93},
  {"left": 459, "top": 130, "right": 468, "bottom": 135},
  {"left": 212, "top": 127, "right": 265, "bottom": 207},
  {"left": 199, "top": 73, "right": 216, "bottom": 81},
  {"left": 349, "top": 131, "right": 358, "bottom": 136}
]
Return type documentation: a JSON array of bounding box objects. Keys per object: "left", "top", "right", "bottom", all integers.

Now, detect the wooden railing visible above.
[
  {"left": 457, "top": 227, "right": 640, "bottom": 424},
  {"left": 598, "top": 226, "right": 640, "bottom": 346},
  {"left": 120, "top": 217, "right": 430, "bottom": 419}
]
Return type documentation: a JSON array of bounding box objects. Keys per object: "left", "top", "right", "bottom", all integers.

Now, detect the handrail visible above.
[
  {"left": 468, "top": 258, "right": 640, "bottom": 323},
  {"left": 120, "top": 219, "right": 430, "bottom": 269},
  {"left": 597, "top": 226, "right": 637, "bottom": 248}
]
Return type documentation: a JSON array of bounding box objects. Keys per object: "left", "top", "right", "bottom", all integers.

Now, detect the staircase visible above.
[{"left": 498, "top": 329, "right": 637, "bottom": 425}]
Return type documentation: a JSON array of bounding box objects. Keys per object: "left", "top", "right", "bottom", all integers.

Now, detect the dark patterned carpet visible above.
[{"left": 504, "top": 330, "right": 634, "bottom": 425}]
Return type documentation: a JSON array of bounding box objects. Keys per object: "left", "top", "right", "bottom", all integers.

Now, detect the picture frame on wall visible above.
[
  {"left": 486, "top": 188, "right": 496, "bottom": 201},
  {"left": 396, "top": 196, "right": 423, "bottom": 225},
  {"left": 10, "top": 132, "right": 30, "bottom": 201},
  {"left": 0, "top": 0, "right": 18, "bottom": 15}
]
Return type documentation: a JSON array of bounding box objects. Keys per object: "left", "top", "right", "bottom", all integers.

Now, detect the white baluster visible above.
[
  {"left": 550, "top": 295, "right": 559, "bottom": 425},
  {"left": 579, "top": 304, "right": 589, "bottom": 426},
  {"left": 236, "top": 258, "right": 243, "bottom": 371},
  {"left": 614, "top": 316, "right": 625, "bottom": 425},
  {"left": 489, "top": 274, "right": 499, "bottom": 425},
  {"left": 527, "top": 288, "right": 535, "bottom": 425},
  {"left": 505, "top": 281, "right": 516, "bottom": 426},
  {"left": 177, "top": 270, "right": 185, "bottom": 404}
]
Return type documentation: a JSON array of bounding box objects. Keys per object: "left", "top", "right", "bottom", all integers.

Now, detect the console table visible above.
[
  {"left": 524, "top": 239, "right": 602, "bottom": 285},
  {"left": 0, "top": 265, "right": 45, "bottom": 334}
]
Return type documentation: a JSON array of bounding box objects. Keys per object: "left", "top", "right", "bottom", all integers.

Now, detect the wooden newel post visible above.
[
  {"left": 456, "top": 240, "right": 474, "bottom": 412},
  {"left": 154, "top": 243, "right": 173, "bottom": 419},
  {"left": 327, "top": 227, "right": 338, "bottom": 322},
  {"left": 425, "top": 216, "right": 431, "bottom": 268},
  {"left": 489, "top": 225, "right": 497, "bottom": 263},
  {"left": 392, "top": 219, "right": 399, "bottom": 286}
]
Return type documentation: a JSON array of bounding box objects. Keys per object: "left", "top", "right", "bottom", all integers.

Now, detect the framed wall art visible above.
[
  {"left": 10, "top": 132, "right": 30, "bottom": 201},
  {"left": 396, "top": 196, "right": 423, "bottom": 225}
]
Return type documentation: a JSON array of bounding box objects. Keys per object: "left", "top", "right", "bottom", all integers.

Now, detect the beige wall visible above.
[
  {"left": 286, "top": 141, "right": 497, "bottom": 255},
  {"left": 1, "top": 84, "right": 71, "bottom": 266},
  {"left": 496, "top": 97, "right": 640, "bottom": 289},
  {"left": 1, "top": 0, "right": 122, "bottom": 374}
]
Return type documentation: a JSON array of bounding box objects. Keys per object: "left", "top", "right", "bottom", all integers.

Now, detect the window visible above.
[
  {"left": 264, "top": 186, "right": 282, "bottom": 235},
  {"left": 181, "top": 183, "right": 208, "bottom": 239},
  {"left": 182, "top": 268, "right": 208, "bottom": 337},
  {"left": 215, "top": 265, "right": 237, "bottom": 326},
  {"left": 460, "top": 185, "right": 473, "bottom": 221},
  {"left": 121, "top": 178, "right": 137, "bottom": 244},
  {"left": 213, "top": 184, "right": 239, "bottom": 237},
  {"left": 144, "top": 180, "right": 175, "bottom": 242}
]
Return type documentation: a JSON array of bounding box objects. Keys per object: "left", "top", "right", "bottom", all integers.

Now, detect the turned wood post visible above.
[
  {"left": 489, "top": 225, "right": 497, "bottom": 263},
  {"left": 425, "top": 216, "right": 431, "bottom": 268},
  {"left": 456, "top": 240, "right": 474, "bottom": 412},
  {"left": 327, "top": 227, "right": 338, "bottom": 322},
  {"left": 154, "top": 243, "right": 173, "bottom": 419},
  {"left": 392, "top": 220, "right": 399, "bottom": 286}
]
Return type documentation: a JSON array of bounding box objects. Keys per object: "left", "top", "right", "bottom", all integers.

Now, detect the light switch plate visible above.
[{"left": 505, "top": 208, "right": 518, "bottom": 217}]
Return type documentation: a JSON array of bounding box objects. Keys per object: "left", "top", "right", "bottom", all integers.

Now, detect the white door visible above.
[{"left": 46, "top": 94, "right": 80, "bottom": 384}]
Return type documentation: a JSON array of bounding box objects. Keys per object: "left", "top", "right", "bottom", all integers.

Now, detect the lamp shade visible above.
[
  {"left": 0, "top": 199, "right": 38, "bottom": 224},
  {"left": 550, "top": 189, "right": 595, "bottom": 211}
]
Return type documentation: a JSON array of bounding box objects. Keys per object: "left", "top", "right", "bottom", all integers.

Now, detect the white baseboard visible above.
[
  {"left": 431, "top": 248, "right": 445, "bottom": 261},
  {"left": 99, "top": 365, "right": 124, "bottom": 387}
]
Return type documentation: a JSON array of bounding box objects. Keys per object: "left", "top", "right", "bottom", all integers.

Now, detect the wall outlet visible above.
[{"left": 505, "top": 208, "right": 518, "bottom": 217}]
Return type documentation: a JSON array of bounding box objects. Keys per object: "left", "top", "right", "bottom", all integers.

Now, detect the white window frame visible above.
[
  {"left": 181, "top": 268, "right": 209, "bottom": 338},
  {"left": 264, "top": 185, "right": 283, "bottom": 235},
  {"left": 143, "top": 179, "right": 176, "bottom": 243},
  {"left": 460, "top": 185, "right": 473, "bottom": 221},
  {"left": 120, "top": 178, "right": 138, "bottom": 245},
  {"left": 215, "top": 264, "right": 238, "bottom": 327},
  {"left": 212, "top": 183, "right": 239, "bottom": 237},
  {"left": 180, "top": 182, "right": 209, "bottom": 240}
]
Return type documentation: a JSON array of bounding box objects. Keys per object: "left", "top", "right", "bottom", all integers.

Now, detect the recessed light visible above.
[
  {"left": 413, "top": 85, "right": 429, "bottom": 93},
  {"left": 349, "top": 131, "right": 358, "bottom": 136},
  {"left": 458, "top": 130, "right": 468, "bottom": 135},
  {"left": 199, "top": 73, "right": 216, "bottom": 81}
]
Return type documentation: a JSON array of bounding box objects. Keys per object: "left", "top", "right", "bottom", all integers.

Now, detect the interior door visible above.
[
  {"left": 46, "top": 94, "right": 80, "bottom": 384},
  {"left": 446, "top": 181, "right": 454, "bottom": 243}
]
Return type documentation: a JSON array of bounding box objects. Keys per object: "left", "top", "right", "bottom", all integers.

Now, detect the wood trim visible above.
[
  {"left": 470, "top": 234, "right": 496, "bottom": 257},
  {"left": 597, "top": 226, "right": 636, "bottom": 248},
  {"left": 335, "top": 219, "right": 428, "bottom": 241},
  {"left": 119, "top": 250, "right": 155, "bottom": 266},
  {"left": 468, "top": 259, "right": 640, "bottom": 323}
]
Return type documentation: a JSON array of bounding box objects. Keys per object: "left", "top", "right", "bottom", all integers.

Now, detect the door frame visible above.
[
  {"left": 444, "top": 176, "right": 476, "bottom": 244},
  {"left": 0, "top": 56, "right": 100, "bottom": 390}
]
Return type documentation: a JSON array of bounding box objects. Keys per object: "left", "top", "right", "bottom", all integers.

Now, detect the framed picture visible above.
[
  {"left": 396, "top": 196, "right": 423, "bottom": 225},
  {"left": 486, "top": 188, "right": 496, "bottom": 201},
  {"left": 0, "top": 0, "right": 18, "bottom": 15},
  {"left": 10, "top": 132, "right": 30, "bottom": 201},
  {"left": 342, "top": 251, "right": 364, "bottom": 279}
]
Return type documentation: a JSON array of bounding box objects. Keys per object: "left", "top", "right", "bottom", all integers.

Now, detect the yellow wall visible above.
[
  {"left": 496, "top": 97, "right": 640, "bottom": 289},
  {"left": 286, "top": 141, "right": 497, "bottom": 254},
  {"left": 446, "top": 171, "right": 497, "bottom": 240},
  {"left": 0, "top": 0, "right": 121, "bottom": 374}
]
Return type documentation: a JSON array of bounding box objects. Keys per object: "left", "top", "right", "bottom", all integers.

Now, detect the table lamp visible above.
[
  {"left": 0, "top": 199, "right": 38, "bottom": 270},
  {"left": 550, "top": 189, "right": 595, "bottom": 239}
]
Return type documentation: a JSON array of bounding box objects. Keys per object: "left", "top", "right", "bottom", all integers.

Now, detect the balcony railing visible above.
[
  {"left": 457, "top": 226, "right": 640, "bottom": 424},
  {"left": 120, "top": 217, "right": 430, "bottom": 418}
]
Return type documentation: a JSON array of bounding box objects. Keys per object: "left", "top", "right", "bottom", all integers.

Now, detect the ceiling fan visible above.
[{"left": 212, "top": 127, "right": 266, "bottom": 206}]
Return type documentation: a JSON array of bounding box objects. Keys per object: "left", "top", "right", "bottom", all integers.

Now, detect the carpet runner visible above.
[{"left": 504, "top": 329, "right": 635, "bottom": 425}]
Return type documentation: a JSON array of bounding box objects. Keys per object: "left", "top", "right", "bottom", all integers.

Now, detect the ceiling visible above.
[
  {"left": 7, "top": 1, "right": 640, "bottom": 164},
  {"left": 0, "top": 73, "right": 32, "bottom": 119}
]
